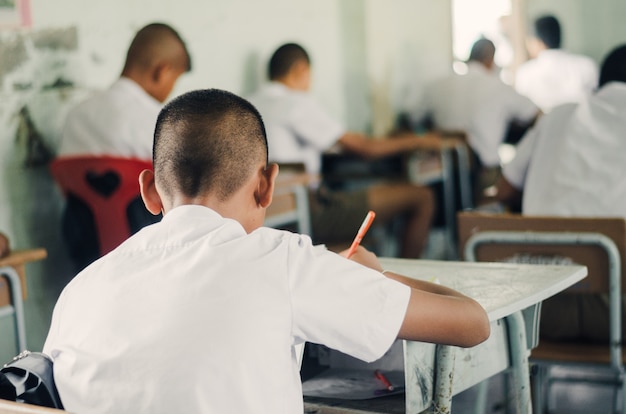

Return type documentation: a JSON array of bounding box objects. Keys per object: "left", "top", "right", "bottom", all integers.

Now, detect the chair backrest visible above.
[
  {"left": 457, "top": 212, "right": 626, "bottom": 295},
  {"left": 49, "top": 156, "right": 153, "bottom": 256},
  {"left": 265, "top": 165, "right": 312, "bottom": 236}
]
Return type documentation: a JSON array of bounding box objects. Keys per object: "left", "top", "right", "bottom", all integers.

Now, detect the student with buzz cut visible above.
[
  {"left": 56, "top": 22, "right": 192, "bottom": 271},
  {"left": 44, "top": 88, "right": 490, "bottom": 414},
  {"left": 248, "top": 43, "right": 446, "bottom": 258}
]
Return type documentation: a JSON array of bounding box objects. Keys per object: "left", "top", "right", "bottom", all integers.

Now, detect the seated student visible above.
[
  {"left": 43, "top": 89, "right": 490, "bottom": 414},
  {"left": 0, "top": 232, "right": 9, "bottom": 258},
  {"left": 515, "top": 14, "right": 598, "bottom": 113},
  {"left": 495, "top": 44, "right": 626, "bottom": 342},
  {"left": 412, "top": 38, "right": 540, "bottom": 203},
  {"left": 56, "top": 23, "right": 192, "bottom": 271},
  {"left": 248, "top": 43, "right": 445, "bottom": 258}
]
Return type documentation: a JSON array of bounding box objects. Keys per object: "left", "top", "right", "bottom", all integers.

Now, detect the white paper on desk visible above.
[{"left": 302, "top": 368, "right": 405, "bottom": 400}]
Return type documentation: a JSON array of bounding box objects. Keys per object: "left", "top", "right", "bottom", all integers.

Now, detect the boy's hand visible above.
[{"left": 339, "top": 245, "right": 383, "bottom": 272}]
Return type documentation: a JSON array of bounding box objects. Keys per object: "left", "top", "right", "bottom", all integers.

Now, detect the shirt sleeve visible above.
[
  {"left": 289, "top": 95, "right": 346, "bottom": 152},
  {"left": 503, "top": 85, "right": 539, "bottom": 123},
  {"left": 502, "top": 124, "right": 540, "bottom": 190},
  {"left": 287, "top": 236, "right": 410, "bottom": 362}
]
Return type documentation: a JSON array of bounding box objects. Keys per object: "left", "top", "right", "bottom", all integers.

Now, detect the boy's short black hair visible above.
[
  {"left": 125, "top": 22, "right": 192, "bottom": 73},
  {"left": 268, "top": 43, "right": 310, "bottom": 80},
  {"left": 153, "top": 89, "right": 268, "bottom": 201},
  {"left": 534, "top": 15, "right": 561, "bottom": 49},
  {"left": 599, "top": 44, "right": 626, "bottom": 88},
  {"left": 468, "top": 38, "right": 495, "bottom": 64}
]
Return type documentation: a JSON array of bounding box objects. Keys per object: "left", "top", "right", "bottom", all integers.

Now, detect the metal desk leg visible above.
[
  {"left": 439, "top": 150, "right": 457, "bottom": 260},
  {"left": 0, "top": 266, "right": 27, "bottom": 353},
  {"left": 453, "top": 143, "right": 473, "bottom": 211},
  {"left": 506, "top": 310, "right": 532, "bottom": 414},
  {"left": 427, "top": 344, "right": 457, "bottom": 414}
]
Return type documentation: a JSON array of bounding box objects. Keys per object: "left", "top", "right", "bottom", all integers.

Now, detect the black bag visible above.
[{"left": 0, "top": 350, "right": 64, "bottom": 409}]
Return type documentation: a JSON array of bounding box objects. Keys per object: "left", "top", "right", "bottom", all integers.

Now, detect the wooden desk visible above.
[
  {"left": 304, "top": 258, "right": 587, "bottom": 414},
  {"left": 0, "top": 248, "right": 47, "bottom": 352}
]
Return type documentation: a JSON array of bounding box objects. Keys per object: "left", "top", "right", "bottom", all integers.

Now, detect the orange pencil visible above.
[{"left": 346, "top": 210, "right": 376, "bottom": 258}]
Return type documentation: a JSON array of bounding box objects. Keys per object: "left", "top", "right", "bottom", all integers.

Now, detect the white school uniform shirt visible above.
[
  {"left": 247, "top": 82, "right": 345, "bottom": 174},
  {"left": 44, "top": 205, "right": 410, "bottom": 414},
  {"left": 58, "top": 77, "right": 161, "bottom": 160},
  {"left": 421, "top": 62, "right": 538, "bottom": 167},
  {"left": 515, "top": 49, "right": 599, "bottom": 113},
  {"left": 502, "top": 82, "right": 626, "bottom": 217}
]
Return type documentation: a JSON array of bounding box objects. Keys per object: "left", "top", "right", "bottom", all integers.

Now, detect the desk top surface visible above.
[{"left": 380, "top": 258, "right": 587, "bottom": 321}]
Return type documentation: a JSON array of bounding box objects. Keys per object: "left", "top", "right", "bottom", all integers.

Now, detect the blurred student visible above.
[
  {"left": 515, "top": 14, "right": 598, "bottom": 113},
  {"left": 56, "top": 23, "right": 191, "bottom": 271},
  {"left": 58, "top": 23, "right": 191, "bottom": 159},
  {"left": 248, "top": 43, "right": 446, "bottom": 258},
  {"left": 413, "top": 38, "right": 539, "bottom": 200},
  {"left": 496, "top": 44, "right": 626, "bottom": 342},
  {"left": 43, "top": 88, "right": 490, "bottom": 414}
]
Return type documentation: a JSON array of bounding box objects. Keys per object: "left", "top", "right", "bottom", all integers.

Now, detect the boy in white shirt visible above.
[{"left": 44, "top": 89, "right": 489, "bottom": 413}]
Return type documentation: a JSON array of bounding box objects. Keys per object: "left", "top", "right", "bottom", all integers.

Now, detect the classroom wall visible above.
[{"left": 0, "top": 0, "right": 624, "bottom": 363}]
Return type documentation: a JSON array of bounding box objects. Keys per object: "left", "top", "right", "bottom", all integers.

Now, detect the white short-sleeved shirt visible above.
[
  {"left": 43, "top": 205, "right": 410, "bottom": 414},
  {"left": 515, "top": 49, "right": 599, "bottom": 113},
  {"left": 421, "top": 62, "right": 538, "bottom": 167},
  {"left": 502, "top": 82, "right": 626, "bottom": 217},
  {"left": 58, "top": 77, "right": 161, "bottom": 160},
  {"left": 247, "top": 82, "right": 345, "bottom": 174}
]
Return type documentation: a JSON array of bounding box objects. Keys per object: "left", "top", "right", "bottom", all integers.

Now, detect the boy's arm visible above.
[
  {"left": 337, "top": 131, "right": 455, "bottom": 159},
  {"left": 494, "top": 176, "right": 522, "bottom": 208},
  {"left": 382, "top": 271, "right": 490, "bottom": 348},
  {"left": 343, "top": 247, "right": 490, "bottom": 348}
]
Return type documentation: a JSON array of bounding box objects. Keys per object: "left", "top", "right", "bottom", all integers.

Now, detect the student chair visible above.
[
  {"left": 49, "top": 156, "right": 153, "bottom": 257},
  {"left": 265, "top": 164, "right": 312, "bottom": 237},
  {"left": 457, "top": 211, "right": 626, "bottom": 414},
  {"left": 0, "top": 249, "right": 47, "bottom": 356}
]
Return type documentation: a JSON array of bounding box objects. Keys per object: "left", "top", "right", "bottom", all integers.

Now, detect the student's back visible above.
[
  {"left": 514, "top": 85, "right": 626, "bottom": 217},
  {"left": 45, "top": 206, "right": 411, "bottom": 413},
  {"left": 501, "top": 44, "right": 626, "bottom": 219}
]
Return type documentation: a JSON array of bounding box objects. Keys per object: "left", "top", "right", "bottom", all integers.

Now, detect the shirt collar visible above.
[{"left": 113, "top": 77, "right": 162, "bottom": 108}]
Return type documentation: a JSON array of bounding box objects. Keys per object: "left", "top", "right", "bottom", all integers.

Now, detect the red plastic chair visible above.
[{"left": 49, "top": 156, "right": 153, "bottom": 256}]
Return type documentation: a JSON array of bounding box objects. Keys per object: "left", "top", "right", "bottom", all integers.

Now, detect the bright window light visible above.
[{"left": 452, "top": 0, "right": 513, "bottom": 77}]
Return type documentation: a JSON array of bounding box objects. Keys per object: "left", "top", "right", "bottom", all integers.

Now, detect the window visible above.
[{"left": 452, "top": 0, "right": 524, "bottom": 84}]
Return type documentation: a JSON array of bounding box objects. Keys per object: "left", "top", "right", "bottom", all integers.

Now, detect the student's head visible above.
[
  {"left": 468, "top": 38, "right": 496, "bottom": 69},
  {"left": 527, "top": 15, "right": 561, "bottom": 58},
  {"left": 268, "top": 43, "right": 311, "bottom": 91},
  {"left": 140, "top": 89, "right": 278, "bottom": 232},
  {"left": 599, "top": 44, "right": 626, "bottom": 88},
  {"left": 122, "top": 22, "right": 192, "bottom": 102}
]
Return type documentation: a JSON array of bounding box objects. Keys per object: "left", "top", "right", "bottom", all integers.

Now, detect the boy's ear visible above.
[
  {"left": 139, "top": 169, "right": 164, "bottom": 215},
  {"left": 256, "top": 163, "right": 279, "bottom": 208}
]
